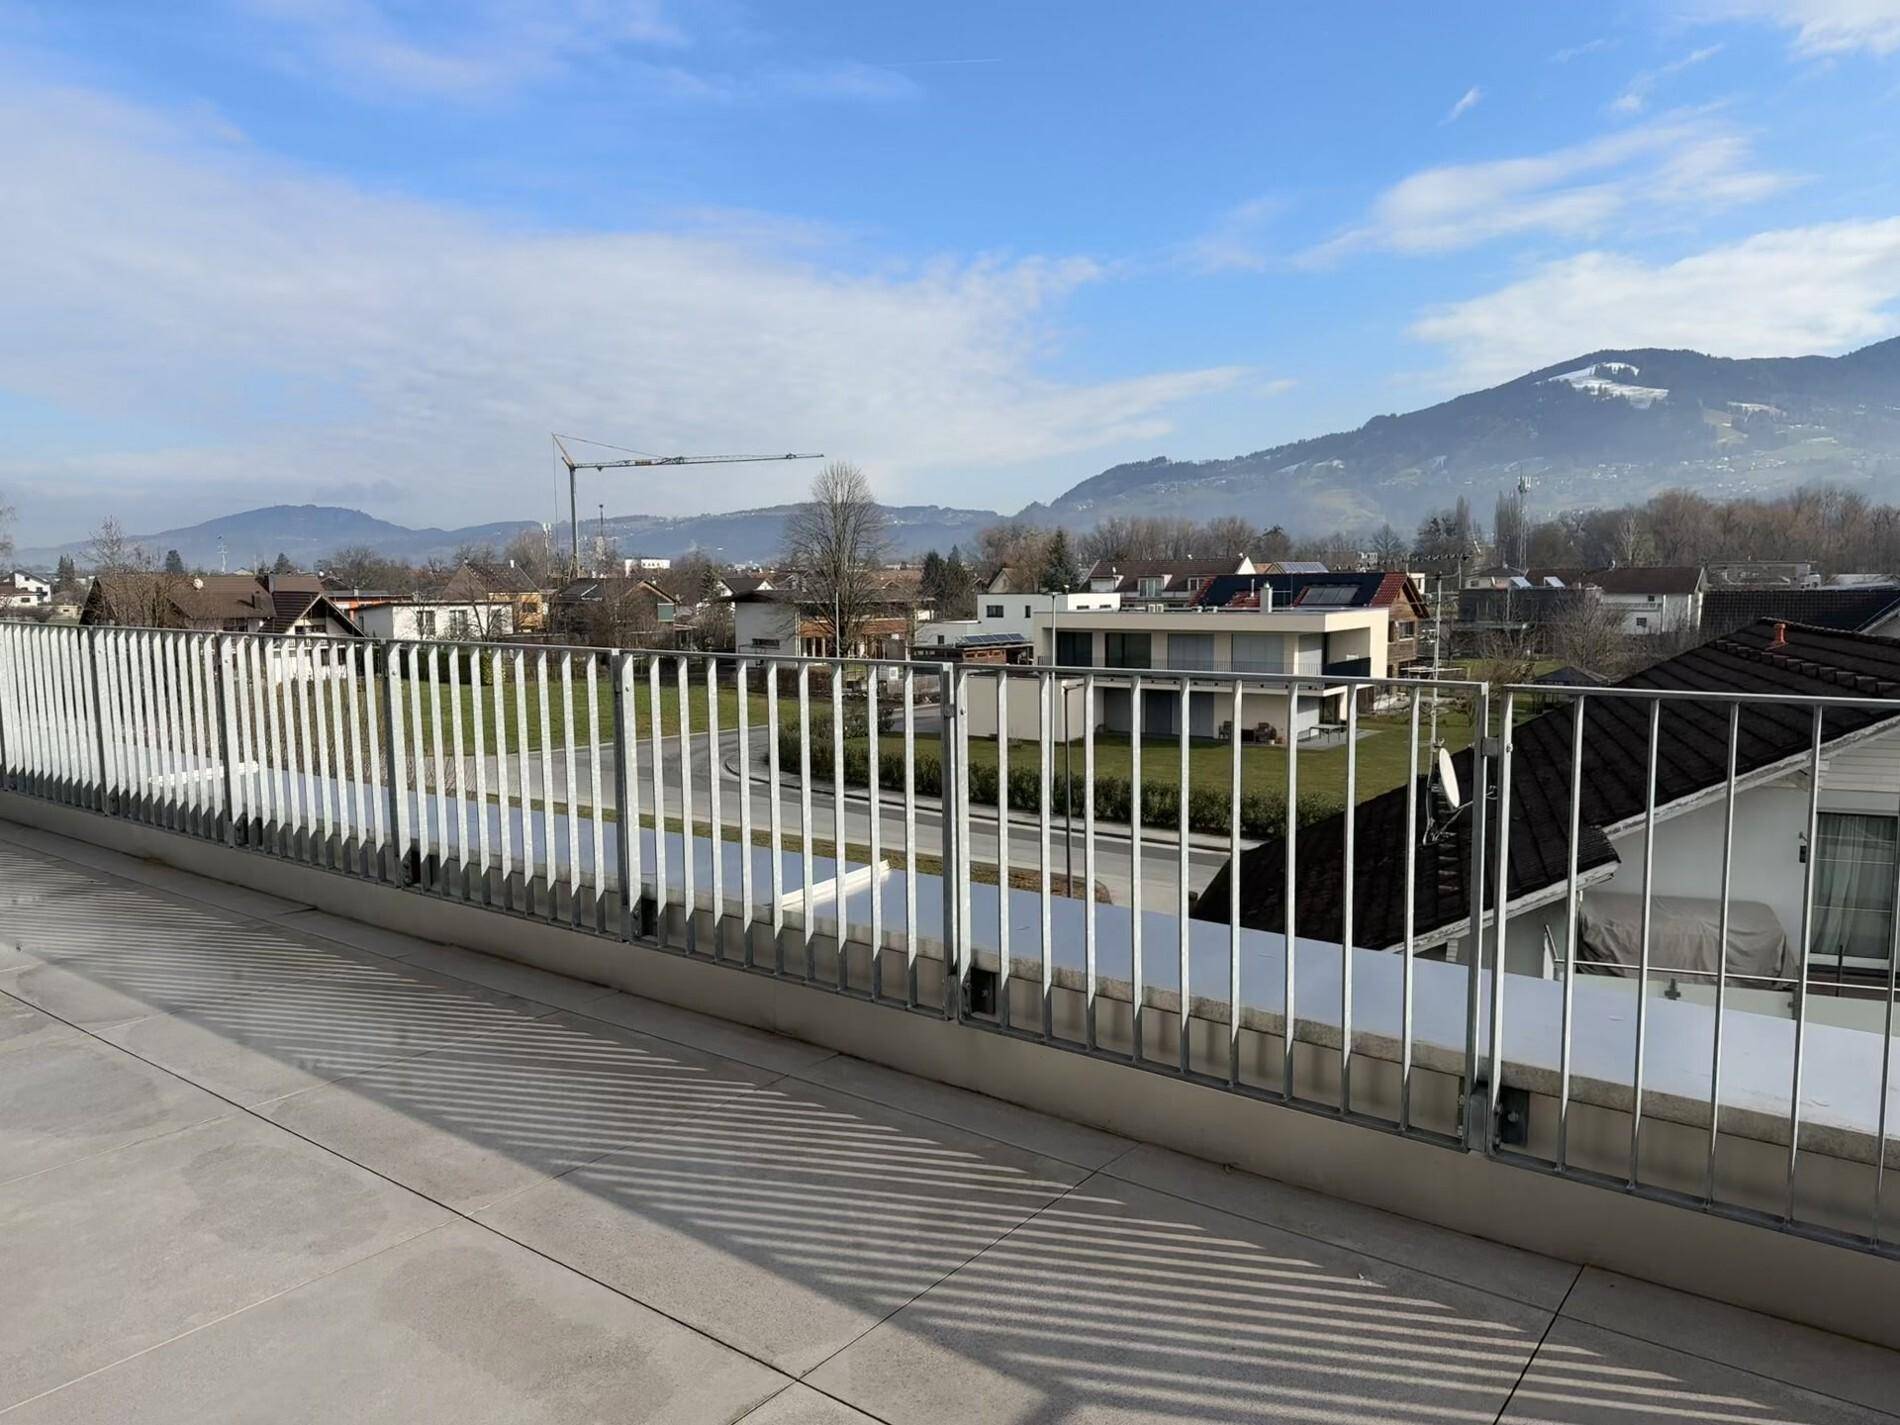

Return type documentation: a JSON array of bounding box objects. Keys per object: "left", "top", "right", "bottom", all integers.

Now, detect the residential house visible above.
[
  {"left": 1192, "top": 571, "right": 1430, "bottom": 673},
  {"left": 80, "top": 573, "right": 360, "bottom": 637},
  {"left": 1083, "top": 556, "right": 1254, "bottom": 605},
  {"left": 963, "top": 598, "right": 1391, "bottom": 745},
  {"left": 914, "top": 589, "right": 1122, "bottom": 658},
  {"left": 1706, "top": 560, "right": 1820, "bottom": 589},
  {"left": 1197, "top": 619, "right": 1900, "bottom": 1026},
  {"left": 550, "top": 575, "right": 679, "bottom": 645},
  {"left": 1586, "top": 565, "right": 1706, "bottom": 635},
  {"left": 353, "top": 597, "right": 515, "bottom": 642},
  {"left": 730, "top": 575, "right": 934, "bottom": 663},
  {"left": 4, "top": 572, "right": 52, "bottom": 610},
  {"left": 426, "top": 561, "right": 547, "bottom": 633}
]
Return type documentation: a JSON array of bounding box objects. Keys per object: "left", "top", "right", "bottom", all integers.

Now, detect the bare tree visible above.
[
  {"left": 0, "top": 494, "right": 14, "bottom": 569},
  {"left": 89, "top": 517, "right": 149, "bottom": 575},
  {"left": 782, "top": 461, "right": 892, "bottom": 656},
  {"left": 501, "top": 528, "right": 556, "bottom": 585},
  {"left": 1546, "top": 600, "right": 1630, "bottom": 680},
  {"left": 1369, "top": 523, "right": 1409, "bottom": 568}
]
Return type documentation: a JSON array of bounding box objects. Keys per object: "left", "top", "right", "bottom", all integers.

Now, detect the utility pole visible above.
[{"left": 552, "top": 436, "right": 822, "bottom": 579}]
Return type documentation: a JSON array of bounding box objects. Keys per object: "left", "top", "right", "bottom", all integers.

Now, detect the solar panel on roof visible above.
[{"left": 1293, "top": 584, "right": 1357, "bottom": 606}]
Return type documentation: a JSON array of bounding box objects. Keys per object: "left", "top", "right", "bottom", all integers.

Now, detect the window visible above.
[
  {"left": 657, "top": 602, "right": 675, "bottom": 623},
  {"left": 1634, "top": 616, "right": 1649, "bottom": 630},
  {"left": 1104, "top": 632, "right": 1153, "bottom": 669},
  {"left": 986, "top": 604, "right": 1005, "bottom": 618},
  {"left": 447, "top": 610, "right": 473, "bottom": 639},
  {"left": 1812, "top": 812, "right": 1897, "bottom": 970},
  {"left": 1137, "top": 576, "right": 1164, "bottom": 598},
  {"left": 415, "top": 609, "right": 437, "bottom": 637},
  {"left": 1023, "top": 604, "right": 1032, "bottom": 618},
  {"left": 1055, "top": 630, "right": 1093, "bottom": 667}
]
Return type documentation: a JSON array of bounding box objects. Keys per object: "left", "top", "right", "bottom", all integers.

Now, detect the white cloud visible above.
[
  {"left": 0, "top": 78, "right": 1241, "bottom": 536},
  {"left": 1180, "top": 196, "right": 1283, "bottom": 274},
  {"left": 1409, "top": 217, "right": 1900, "bottom": 386},
  {"left": 1441, "top": 85, "right": 1483, "bottom": 124},
  {"left": 1307, "top": 116, "right": 1788, "bottom": 260},
  {"left": 237, "top": 0, "right": 684, "bottom": 97},
  {"left": 1610, "top": 43, "right": 1724, "bottom": 114},
  {"left": 1552, "top": 38, "right": 1616, "bottom": 62},
  {"left": 1694, "top": 0, "right": 1900, "bottom": 56}
]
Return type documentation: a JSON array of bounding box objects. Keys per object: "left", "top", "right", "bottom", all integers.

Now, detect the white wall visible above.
[
  {"left": 733, "top": 600, "right": 797, "bottom": 658},
  {"left": 356, "top": 602, "right": 514, "bottom": 641}
]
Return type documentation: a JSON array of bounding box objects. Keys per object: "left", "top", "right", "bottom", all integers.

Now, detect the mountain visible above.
[
  {"left": 1028, "top": 337, "right": 1900, "bottom": 532},
  {"left": 17, "top": 505, "right": 545, "bottom": 573},
  {"left": 18, "top": 501, "right": 1000, "bottom": 571}
]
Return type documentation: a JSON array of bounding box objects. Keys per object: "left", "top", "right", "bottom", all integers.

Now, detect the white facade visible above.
[
  {"left": 1503, "top": 721, "right": 1900, "bottom": 1031},
  {"left": 1598, "top": 587, "right": 1703, "bottom": 636},
  {"left": 733, "top": 599, "right": 798, "bottom": 658},
  {"left": 963, "top": 605, "right": 1389, "bottom": 743},
  {"left": 915, "top": 591, "right": 1122, "bottom": 650},
  {"left": 4, "top": 572, "right": 51, "bottom": 609},
  {"left": 355, "top": 599, "right": 515, "bottom": 642}
]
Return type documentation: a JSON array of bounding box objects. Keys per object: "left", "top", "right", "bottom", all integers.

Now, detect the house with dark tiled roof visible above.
[
  {"left": 1084, "top": 557, "right": 1254, "bottom": 605},
  {"left": 1195, "top": 620, "right": 1900, "bottom": 1008},
  {"left": 1701, "top": 586, "right": 1900, "bottom": 641},
  {"left": 425, "top": 560, "right": 548, "bottom": 632},
  {"left": 81, "top": 573, "right": 359, "bottom": 637}
]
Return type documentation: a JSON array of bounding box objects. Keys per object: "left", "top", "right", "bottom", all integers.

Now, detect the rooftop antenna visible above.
[{"left": 552, "top": 435, "right": 822, "bottom": 579}]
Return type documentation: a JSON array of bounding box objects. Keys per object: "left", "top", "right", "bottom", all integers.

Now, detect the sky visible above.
[{"left": 5, "top": 1, "right": 1900, "bottom": 544}]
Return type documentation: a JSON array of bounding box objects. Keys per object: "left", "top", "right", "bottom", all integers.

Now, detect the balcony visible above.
[{"left": 2, "top": 621, "right": 1899, "bottom": 1415}]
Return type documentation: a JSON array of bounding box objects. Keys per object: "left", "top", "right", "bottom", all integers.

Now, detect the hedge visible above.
[{"left": 778, "top": 724, "right": 1341, "bottom": 840}]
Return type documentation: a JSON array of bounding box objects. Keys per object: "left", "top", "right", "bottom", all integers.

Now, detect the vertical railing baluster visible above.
[
  {"left": 469, "top": 646, "right": 490, "bottom": 901},
  {"left": 1177, "top": 676, "right": 1191, "bottom": 1075},
  {"left": 798, "top": 661, "right": 814, "bottom": 979},
  {"left": 1340, "top": 691, "right": 1358, "bottom": 1113},
  {"left": 1228, "top": 679, "right": 1243, "bottom": 1087},
  {"left": 382, "top": 643, "right": 408, "bottom": 885},
  {"left": 675, "top": 655, "right": 695, "bottom": 950},
  {"left": 1400, "top": 685, "right": 1421, "bottom": 1130},
  {"left": 646, "top": 655, "right": 667, "bottom": 940},
  {"left": 1283, "top": 680, "right": 1300, "bottom": 1102},
  {"left": 1701, "top": 700, "right": 1739, "bottom": 1200},
  {"left": 344, "top": 641, "right": 368, "bottom": 871},
  {"left": 614, "top": 652, "right": 641, "bottom": 939},
  {"left": 588, "top": 653, "right": 606, "bottom": 931},
  {"left": 490, "top": 649, "right": 510, "bottom": 906},
  {"left": 767, "top": 660, "right": 784, "bottom": 971},
  {"left": 1873, "top": 832, "right": 1900, "bottom": 1244},
  {"left": 867, "top": 670, "right": 882, "bottom": 997},
  {"left": 1039, "top": 670, "right": 1054, "bottom": 1040},
  {"left": 832, "top": 659, "right": 846, "bottom": 984},
  {"left": 706, "top": 658, "right": 724, "bottom": 955},
  {"left": 410, "top": 647, "right": 433, "bottom": 886},
  {"left": 1786, "top": 703, "right": 1824, "bottom": 1222},
  {"left": 1461, "top": 686, "right": 1491, "bottom": 1150},
  {"left": 1083, "top": 670, "right": 1097, "bottom": 1049},
  {"left": 213, "top": 637, "right": 237, "bottom": 845},
  {"left": 1487, "top": 689, "right": 1517, "bottom": 1149},
  {"left": 903, "top": 665, "right": 918, "bottom": 1006},
  {"left": 996, "top": 672, "right": 1010, "bottom": 1026},
  {"left": 737, "top": 660, "right": 754, "bottom": 964},
  {"left": 427, "top": 646, "right": 448, "bottom": 886},
  {"left": 446, "top": 644, "right": 467, "bottom": 894},
  {"left": 1629, "top": 697, "right": 1663, "bottom": 1187},
  {"left": 563, "top": 652, "right": 581, "bottom": 927},
  {"left": 1130, "top": 674, "right": 1144, "bottom": 1059},
  {"left": 1557, "top": 693, "right": 1588, "bottom": 1169},
  {"left": 514, "top": 649, "right": 532, "bottom": 909},
  {"left": 538, "top": 650, "right": 557, "bottom": 918}
]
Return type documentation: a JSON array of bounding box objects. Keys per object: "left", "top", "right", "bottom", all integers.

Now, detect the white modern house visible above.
[
  {"left": 914, "top": 589, "right": 1122, "bottom": 653},
  {"left": 1586, "top": 565, "right": 1707, "bottom": 635},
  {"left": 355, "top": 598, "right": 516, "bottom": 642},
  {"left": 3, "top": 572, "right": 51, "bottom": 609}
]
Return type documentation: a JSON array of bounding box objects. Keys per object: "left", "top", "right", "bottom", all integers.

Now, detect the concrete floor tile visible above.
[
  {"left": 0, "top": 992, "right": 79, "bottom": 1056},
  {"left": 807, "top": 1173, "right": 1552, "bottom": 1425},
  {"left": 1500, "top": 1317, "right": 1896, "bottom": 1423},
  {"left": 259, "top": 1010, "right": 782, "bottom": 1213},
  {"left": 0, "top": 1034, "right": 226, "bottom": 1183},
  {"left": 793, "top": 1054, "right": 1134, "bottom": 1171},
  {"left": 2, "top": 1221, "right": 787, "bottom": 1425},
  {"left": 0, "top": 1113, "right": 450, "bottom": 1409},
  {"left": 737, "top": 1384, "right": 886, "bottom": 1424},
  {"left": 0, "top": 844, "right": 102, "bottom": 909},
  {"left": 579, "top": 990, "right": 838, "bottom": 1075},
  {"left": 1104, "top": 1143, "right": 1579, "bottom": 1310},
  {"left": 478, "top": 1075, "right": 1087, "bottom": 1375},
  {"left": 375, "top": 936, "right": 620, "bottom": 1012},
  {"left": 0, "top": 959, "right": 182, "bottom": 1028},
  {"left": 1561, "top": 1269, "right": 1900, "bottom": 1417},
  {"left": 272, "top": 908, "right": 443, "bottom": 962}
]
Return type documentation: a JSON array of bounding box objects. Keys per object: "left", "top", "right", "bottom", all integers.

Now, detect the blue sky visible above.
[{"left": 5, "top": 1, "right": 1900, "bottom": 543}]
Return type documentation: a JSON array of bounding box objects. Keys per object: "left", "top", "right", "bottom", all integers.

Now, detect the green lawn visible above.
[{"left": 865, "top": 706, "right": 1478, "bottom": 808}]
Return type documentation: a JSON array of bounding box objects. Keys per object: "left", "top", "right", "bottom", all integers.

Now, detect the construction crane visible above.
[{"left": 552, "top": 435, "right": 823, "bottom": 576}]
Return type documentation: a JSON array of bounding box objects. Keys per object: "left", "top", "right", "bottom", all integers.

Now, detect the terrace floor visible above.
[{"left": 3, "top": 819, "right": 1900, "bottom": 1424}]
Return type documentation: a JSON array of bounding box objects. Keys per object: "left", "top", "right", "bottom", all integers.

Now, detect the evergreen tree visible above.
[
  {"left": 942, "top": 546, "right": 975, "bottom": 619},
  {"left": 55, "top": 554, "right": 76, "bottom": 587},
  {"left": 163, "top": 548, "right": 186, "bottom": 575},
  {"left": 1039, "top": 528, "right": 1080, "bottom": 592},
  {"left": 271, "top": 552, "right": 294, "bottom": 575},
  {"left": 918, "top": 549, "right": 947, "bottom": 607}
]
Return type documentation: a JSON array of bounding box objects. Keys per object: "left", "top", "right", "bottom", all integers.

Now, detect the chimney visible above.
[{"left": 1769, "top": 621, "right": 1788, "bottom": 649}]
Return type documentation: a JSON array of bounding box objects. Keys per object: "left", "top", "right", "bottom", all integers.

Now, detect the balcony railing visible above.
[{"left": 0, "top": 621, "right": 1896, "bottom": 1262}]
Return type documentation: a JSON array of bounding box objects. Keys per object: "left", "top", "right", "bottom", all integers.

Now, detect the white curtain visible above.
[{"left": 1811, "top": 813, "right": 1897, "bottom": 968}]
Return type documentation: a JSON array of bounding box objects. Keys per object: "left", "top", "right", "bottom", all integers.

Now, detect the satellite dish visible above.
[{"left": 1435, "top": 746, "right": 1463, "bottom": 812}]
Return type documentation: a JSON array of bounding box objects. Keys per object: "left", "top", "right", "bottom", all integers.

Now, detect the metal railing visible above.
[{"left": 0, "top": 620, "right": 1896, "bottom": 1261}]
